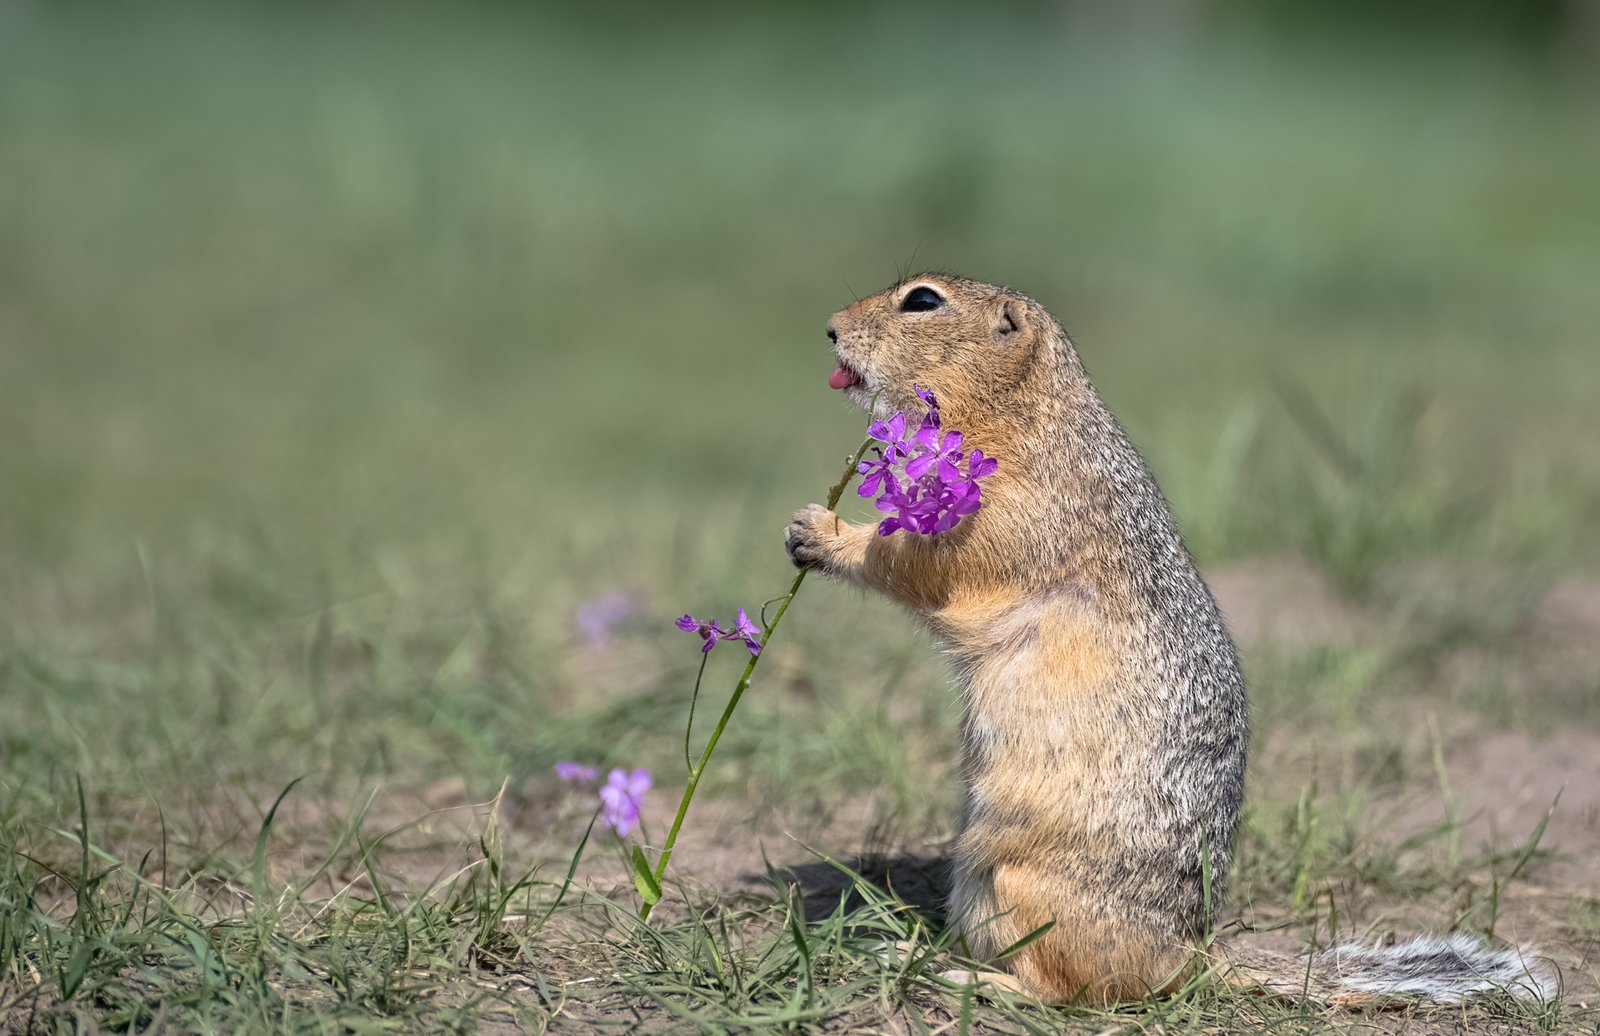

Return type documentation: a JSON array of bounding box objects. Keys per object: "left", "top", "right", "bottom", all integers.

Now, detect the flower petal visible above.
[
  {"left": 734, "top": 607, "right": 761, "bottom": 644},
  {"left": 554, "top": 761, "right": 598, "bottom": 783}
]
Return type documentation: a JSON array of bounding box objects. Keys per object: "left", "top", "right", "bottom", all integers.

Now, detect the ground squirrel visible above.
[{"left": 783, "top": 274, "right": 1554, "bottom": 1006}]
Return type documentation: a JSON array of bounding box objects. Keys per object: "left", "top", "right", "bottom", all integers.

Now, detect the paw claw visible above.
[
  {"left": 782, "top": 524, "right": 809, "bottom": 568},
  {"left": 782, "top": 504, "right": 833, "bottom": 570}
]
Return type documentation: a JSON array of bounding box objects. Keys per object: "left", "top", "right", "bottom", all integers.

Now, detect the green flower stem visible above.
[
  {"left": 641, "top": 435, "right": 874, "bottom": 920},
  {"left": 683, "top": 652, "right": 709, "bottom": 775}
]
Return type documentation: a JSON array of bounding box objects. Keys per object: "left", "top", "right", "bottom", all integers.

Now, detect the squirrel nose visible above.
[{"left": 826, "top": 324, "right": 838, "bottom": 343}]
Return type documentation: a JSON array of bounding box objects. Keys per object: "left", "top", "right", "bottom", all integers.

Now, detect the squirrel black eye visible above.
[{"left": 899, "top": 286, "right": 945, "bottom": 313}]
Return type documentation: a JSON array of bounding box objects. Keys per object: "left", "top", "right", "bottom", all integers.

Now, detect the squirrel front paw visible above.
[{"left": 783, "top": 503, "right": 838, "bottom": 571}]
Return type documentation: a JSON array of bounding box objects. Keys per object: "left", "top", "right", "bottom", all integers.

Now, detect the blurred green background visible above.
[{"left": 1, "top": 1, "right": 1597, "bottom": 795}]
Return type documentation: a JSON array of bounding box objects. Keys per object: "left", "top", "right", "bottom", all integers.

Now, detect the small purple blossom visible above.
[
  {"left": 867, "top": 411, "right": 906, "bottom": 449},
  {"left": 675, "top": 609, "right": 762, "bottom": 656},
  {"left": 555, "top": 761, "right": 652, "bottom": 837},
  {"left": 675, "top": 613, "right": 727, "bottom": 653},
  {"left": 928, "top": 478, "right": 982, "bottom": 534},
  {"left": 599, "top": 768, "right": 652, "bottom": 836},
  {"left": 731, "top": 607, "right": 763, "bottom": 656},
  {"left": 874, "top": 481, "right": 940, "bottom": 536},
  {"left": 856, "top": 448, "right": 901, "bottom": 499},
  {"left": 555, "top": 760, "right": 599, "bottom": 784},
  {"left": 858, "top": 384, "right": 996, "bottom": 537},
  {"left": 906, "top": 427, "right": 964, "bottom": 482},
  {"left": 577, "top": 591, "right": 633, "bottom": 648}
]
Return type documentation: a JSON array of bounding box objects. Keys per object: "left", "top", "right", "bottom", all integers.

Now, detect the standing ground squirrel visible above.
[{"left": 783, "top": 274, "right": 1554, "bottom": 1006}]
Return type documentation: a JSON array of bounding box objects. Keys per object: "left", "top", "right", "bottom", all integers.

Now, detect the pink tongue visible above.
[{"left": 828, "top": 365, "right": 858, "bottom": 390}]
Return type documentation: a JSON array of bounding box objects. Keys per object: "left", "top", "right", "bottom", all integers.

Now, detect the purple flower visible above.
[
  {"left": 906, "top": 427, "right": 965, "bottom": 483},
  {"left": 866, "top": 412, "right": 910, "bottom": 463},
  {"left": 555, "top": 761, "right": 599, "bottom": 784},
  {"left": 856, "top": 449, "right": 901, "bottom": 499},
  {"left": 731, "top": 607, "right": 763, "bottom": 656},
  {"left": 675, "top": 613, "right": 728, "bottom": 653},
  {"left": 855, "top": 391, "right": 997, "bottom": 538},
  {"left": 599, "top": 768, "right": 651, "bottom": 836},
  {"left": 676, "top": 608, "right": 762, "bottom": 655},
  {"left": 928, "top": 478, "right": 982, "bottom": 534},
  {"left": 867, "top": 411, "right": 906, "bottom": 446},
  {"left": 577, "top": 592, "right": 632, "bottom": 648},
  {"left": 874, "top": 481, "right": 940, "bottom": 536}
]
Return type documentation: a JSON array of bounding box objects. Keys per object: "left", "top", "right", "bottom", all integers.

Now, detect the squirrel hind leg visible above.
[{"left": 953, "top": 862, "right": 1195, "bottom": 1004}]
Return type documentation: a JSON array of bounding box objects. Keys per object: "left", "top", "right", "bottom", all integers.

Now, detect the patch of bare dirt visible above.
[
  {"left": 1434, "top": 730, "right": 1600, "bottom": 875},
  {"left": 1209, "top": 556, "right": 1378, "bottom": 650},
  {"left": 1531, "top": 577, "right": 1600, "bottom": 639},
  {"left": 1212, "top": 558, "right": 1600, "bottom": 675}
]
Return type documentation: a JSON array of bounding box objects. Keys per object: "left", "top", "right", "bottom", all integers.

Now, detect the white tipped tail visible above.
[{"left": 1221, "top": 934, "right": 1558, "bottom": 1007}]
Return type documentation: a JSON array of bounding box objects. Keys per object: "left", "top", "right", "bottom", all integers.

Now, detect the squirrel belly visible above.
[
  {"left": 784, "top": 273, "right": 1551, "bottom": 1007},
  {"left": 925, "top": 532, "right": 1248, "bottom": 1002},
  {"left": 933, "top": 585, "right": 1228, "bottom": 1003}
]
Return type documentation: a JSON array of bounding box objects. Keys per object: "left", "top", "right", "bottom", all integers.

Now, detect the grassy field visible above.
[{"left": 2, "top": 5, "right": 1598, "bottom": 1032}]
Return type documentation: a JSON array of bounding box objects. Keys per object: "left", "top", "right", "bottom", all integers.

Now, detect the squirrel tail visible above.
[{"left": 1216, "top": 934, "right": 1558, "bottom": 1008}]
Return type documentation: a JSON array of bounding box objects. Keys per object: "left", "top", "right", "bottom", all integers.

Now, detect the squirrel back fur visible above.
[{"left": 783, "top": 273, "right": 1553, "bottom": 1006}]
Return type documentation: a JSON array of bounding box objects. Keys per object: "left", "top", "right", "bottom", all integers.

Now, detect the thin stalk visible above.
[
  {"left": 641, "top": 435, "right": 874, "bottom": 919},
  {"left": 683, "top": 652, "right": 710, "bottom": 775}
]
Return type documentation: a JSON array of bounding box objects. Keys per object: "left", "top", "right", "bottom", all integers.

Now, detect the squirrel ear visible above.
[{"left": 992, "top": 299, "right": 1023, "bottom": 346}]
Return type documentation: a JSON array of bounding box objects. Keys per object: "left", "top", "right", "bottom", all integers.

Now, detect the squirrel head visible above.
[{"left": 824, "top": 274, "right": 1060, "bottom": 427}]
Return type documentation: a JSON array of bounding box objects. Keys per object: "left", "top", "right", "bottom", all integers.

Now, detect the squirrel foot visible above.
[
  {"left": 783, "top": 503, "right": 842, "bottom": 571},
  {"left": 935, "top": 968, "right": 1032, "bottom": 999}
]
